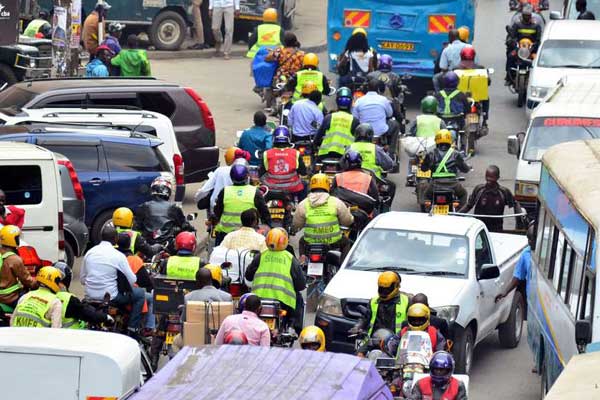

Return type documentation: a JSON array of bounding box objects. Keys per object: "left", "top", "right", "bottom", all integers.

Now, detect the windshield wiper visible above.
[
  {"left": 359, "top": 266, "right": 417, "bottom": 273},
  {"left": 421, "top": 271, "right": 464, "bottom": 276}
]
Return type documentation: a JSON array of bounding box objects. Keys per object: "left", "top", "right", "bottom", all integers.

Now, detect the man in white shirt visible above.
[
  {"left": 209, "top": 0, "right": 240, "bottom": 59},
  {"left": 81, "top": 226, "right": 145, "bottom": 333}
]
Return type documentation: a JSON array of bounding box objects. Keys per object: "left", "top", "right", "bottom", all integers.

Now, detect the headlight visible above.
[
  {"left": 515, "top": 181, "right": 538, "bottom": 198},
  {"left": 529, "top": 86, "right": 549, "bottom": 99},
  {"left": 317, "top": 294, "right": 343, "bottom": 317},
  {"left": 29, "top": 59, "right": 36, "bottom": 69},
  {"left": 434, "top": 305, "right": 460, "bottom": 323}
]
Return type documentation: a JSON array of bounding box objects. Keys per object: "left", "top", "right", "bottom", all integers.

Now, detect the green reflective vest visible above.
[
  {"left": 293, "top": 69, "right": 325, "bottom": 102},
  {"left": 0, "top": 251, "right": 21, "bottom": 296},
  {"left": 368, "top": 294, "right": 409, "bottom": 336},
  {"left": 253, "top": 250, "right": 296, "bottom": 309},
  {"left": 56, "top": 291, "right": 85, "bottom": 329},
  {"left": 440, "top": 89, "right": 461, "bottom": 116},
  {"left": 318, "top": 111, "right": 355, "bottom": 156},
  {"left": 166, "top": 256, "right": 201, "bottom": 280},
  {"left": 246, "top": 23, "right": 282, "bottom": 58},
  {"left": 304, "top": 196, "right": 342, "bottom": 244},
  {"left": 350, "top": 141, "right": 382, "bottom": 178},
  {"left": 12, "top": 288, "right": 57, "bottom": 328},
  {"left": 432, "top": 148, "right": 456, "bottom": 179},
  {"left": 416, "top": 114, "right": 442, "bottom": 138},
  {"left": 216, "top": 185, "right": 256, "bottom": 234},
  {"left": 24, "top": 19, "right": 48, "bottom": 37},
  {"left": 115, "top": 227, "right": 139, "bottom": 254}
]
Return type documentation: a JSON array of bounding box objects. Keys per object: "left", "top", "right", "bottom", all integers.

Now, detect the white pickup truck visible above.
[{"left": 315, "top": 212, "right": 528, "bottom": 374}]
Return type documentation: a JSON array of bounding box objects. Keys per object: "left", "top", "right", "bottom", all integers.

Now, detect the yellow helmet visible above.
[
  {"left": 204, "top": 264, "right": 223, "bottom": 287},
  {"left": 407, "top": 303, "right": 431, "bottom": 331},
  {"left": 435, "top": 129, "right": 453, "bottom": 146},
  {"left": 519, "top": 38, "right": 533, "bottom": 49},
  {"left": 299, "top": 325, "right": 326, "bottom": 351},
  {"left": 457, "top": 26, "right": 470, "bottom": 43},
  {"left": 352, "top": 27, "right": 367, "bottom": 37},
  {"left": 377, "top": 271, "right": 400, "bottom": 301},
  {"left": 225, "top": 146, "right": 240, "bottom": 166},
  {"left": 37, "top": 266, "right": 62, "bottom": 293},
  {"left": 0, "top": 225, "right": 20, "bottom": 248},
  {"left": 301, "top": 80, "right": 318, "bottom": 95},
  {"left": 266, "top": 227, "right": 289, "bottom": 251},
  {"left": 112, "top": 207, "right": 134, "bottom": 229},
  {"left": 303, "top": 53, "right": 319, "bottom": 68},
  {"left": 263, "top": 8, "right": 278, "bottom": 23},
  {"left": 309, "top": 173, "right": 330, "bottom": 192}
]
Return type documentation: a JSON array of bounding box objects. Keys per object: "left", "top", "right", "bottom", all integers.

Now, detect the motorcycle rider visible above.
[
  {"left": 23, "top": 11, "right": 52, "bottom": 39},
  {"left": 398, "top": 304, "right": 447, "bottom": 352},
  {"left": 457, "top": 26, "right": 470, "bottom": 43},
  {"left": 505, "top": 4, "right": 542, "bottom": 85},
  {"left": 260, "top": 125, "right": 307, "bottom": 199},
  {"left": 246, "top": 8, "right": 283, "bottom": 59},
  {"left": 403, "top": 293, "right": 450, "bottom": 339},
  {"left": 436, "top": 72, "right": 470, "bottom": 127},
  {"left": 412, "top": 351, "right": 468, "bottom": 400},
  {"left": 331, "top": 150, "right": 380, "bottom": 206},
  {"left": 214, "top": 163, "right": 271, "bottom": 245},
  {"left": 112, "top": 207, "right": 161, "bottom": 258},
  {"left": 299, "top": 325, "right": 326, "bottom": 351},
  {"left": 314, "top": 87, "right": 359, "bottom": 160},
  {"left": 408, "top": 96, "right": 446, "bottom": 138},
  {"left": 433, "top": 29, "right": 471, "bottom": 91},
  {"left": 288, "top": 81, "right": 324, "bottom": 136},
  {"left": 454, "top": 47, "right": 491, "bottom": 126},
  {"left": 238, "top": 112, "right": 273, "bottom": 166},
  {"left": 159, "top": 231, "right": 203, "bottom": 280},
  {"left": 245, "top": 227, "right": 306, "bottom": 332},
  {"left": 367, "top": 55, "right": 404, "bottom": 100},
  {"left": 421, "top": 129, "right": 471, "bottom": 209},
  {"left": 285, "top": 53, "right": 331, "bottom": 103},
  {"left": 0, "top": 225, "right": 37, "bottom": 309},
  {"left": 337, "top": 28, "right": 378, "bottom": 87},
  {"left": 292, "top": 173, "right": 354, "bottom": 259},
  {"left": 11, "top": 266, "right": 63, "bottom": 328}
]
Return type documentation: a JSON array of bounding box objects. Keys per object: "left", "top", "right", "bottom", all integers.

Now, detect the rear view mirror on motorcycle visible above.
[{"left": 326, "top": 250, "right": 342, "bottom": 268}]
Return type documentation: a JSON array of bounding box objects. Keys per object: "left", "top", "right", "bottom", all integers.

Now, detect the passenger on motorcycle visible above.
[
  {"left": 266, "top": 32, "right": 305, "bottom": 89},
  {"left": 367, "top": 55, "right": 404, "bottom": 100},
  {"left": 421, "top": 129, "right": 471, "bottom": 209},
  {"left": 221, "top": 209, "right": 268, "bottom": 252},
  {"left": 246, "top": 8, "right": 283, "bottom": 59},
  {"left": 403, "top": 293, "right": 450, "bottom": 339},
  {"left": 285, "top": 53, "right": 331, "bottom": 103},
  {"left": 391, "top": 304, "right": 447, "bottom": 353},
  {"left": 315, "top": 87, "right": 359, "bottom": 160},
  {"left": 457, "top": 26, "right": 470, "bottom": 44},
  {"left": 412, "top": 351, "right": 468, "bottom": 400},
  {"left": 299, "top": 325, "right": 326, "bottom": 351},
  {"left": 11, "top": 266, "right": 63, "bottom": 328},
  {"left": 436, "top": 72, "right": 470, "bottom": 124},
  {"left": 159, "top": 231, "right": 203, "bottom": 280},
  {"left": 408, "top": 96, "right": 445, "bottom": 138},
  {"left": 184, "top": 268, "right": 232, "bottom": 308},
  {"left": 292, "top": 173, "right": 354, "bottom": 259},
  {"left": 331, "top": 150, "right": 380, "bottom": 206},
  {"left": 288, "top": 82, "right": 324, "bottom": 137},
  {"left": 454, "top": 47, "right": 490, "bottom": 125},
  {"left": 112, "top": 207, "right": 161, "bottom": 258},
  {"left": 433, "top": 29, "right": 472, "bottom": 92},
  {"left": 337, "top": 28, "right": 378, "bottom": 87},
  {"left": 505, "top": 4, "right": 541, "bottom": 85},
  {"left": 238, "top": 112, "right": 273, "bottom": 166},
  {"left": 0, "top": 225, "right": 37, "bottom": 309},
  {"left": 214, "top": 163, "right": 271, "bottom": 245},
  {"left": 261, "top": 125, "right": 307, "bottom": 199},
  {"left": 245, "top": 228, "right": 306, "bottom": 332},
  {"left": 215, "top": 294, "right": 270, "bottom": 346}
]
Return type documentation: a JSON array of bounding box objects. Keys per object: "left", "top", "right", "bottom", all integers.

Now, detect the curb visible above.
[{"left": 148, "top": 42, "right": 328, "bottom": 60}]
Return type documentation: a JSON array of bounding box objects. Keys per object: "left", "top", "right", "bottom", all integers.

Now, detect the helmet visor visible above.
[
  {"left": 378, "top": 285, "right": 394, "bottom": 298},
  {"left": 431, "top": 367, "right": 452, "bottom": 377},
  {"left": 408, "top": 316, "right": 428, "bottom": 328},
  {"left": 301, "top": 342, "right": 321, "bottom": 351}
]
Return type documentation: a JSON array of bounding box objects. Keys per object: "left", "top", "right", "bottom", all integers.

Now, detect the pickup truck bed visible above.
[{"left": 490, "top": 232, "right": 528, "bottom": 266}]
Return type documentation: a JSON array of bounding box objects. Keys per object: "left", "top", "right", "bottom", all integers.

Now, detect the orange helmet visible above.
[
  {"left": 303, "top": 53, "right": 319, "bottom": 68},
  {"left": 263, "top": 8, "right": 278, "bottom": 23},
  {"left": 225, "top": 146, "right": 240, "bottom": 166},
  {"left": 266, "top": 227, "right": 289, "bottom": 251}
]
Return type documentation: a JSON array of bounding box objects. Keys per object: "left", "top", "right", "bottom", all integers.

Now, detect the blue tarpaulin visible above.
[
  {"left": 252, "top": 46, "right": 278, "bottom": 89},
  {"left": 131, "top": 346, "right": 393, "bottom": 400}
]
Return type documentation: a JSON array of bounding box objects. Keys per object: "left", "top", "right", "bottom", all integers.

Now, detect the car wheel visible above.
[
  {"left": 0, "top": 63, "right": 18, "bottom": 88},
  {"left": 90, "top": 210, "right": 115, "bottom": 244},
  {"left": 453, "top": 325, "right": 474, "bottom": 374},
  {"left": 150, "top": 10, "right": 186, "bottom": 50},
  {"left": 64, "top": 240, "right": 75, "bottom": 268},
  {"left": 498, "top": 290, "right": 524, "bottom": 348}
]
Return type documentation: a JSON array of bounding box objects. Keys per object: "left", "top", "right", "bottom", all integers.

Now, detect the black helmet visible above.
[
  {"left": 52, "top": 261, "right": 72, "bottom": 289},
  {"left": 355, "top": 123, "right": 374, "bottom": 142}
]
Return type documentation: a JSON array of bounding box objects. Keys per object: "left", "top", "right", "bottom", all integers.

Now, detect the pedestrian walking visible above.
[
  {"left": 189, "top": 0, "right": 208, "bottom": 49},
  {"left": 209, "top": 0, "right": 240, "bottom": 60}
]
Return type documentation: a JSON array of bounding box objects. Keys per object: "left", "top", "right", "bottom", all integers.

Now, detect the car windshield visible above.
[
  {"left": 537, "top": 40, "right": 600, "bottom": 68},
  {"left": 345, "top": 228, "right": 469, "bottom": 277},
  {"left": 523, "top": 117, "right": 600, "bottom": 161},
  {"left": 0, "top": 86, "right": 36, "bottom": 111}
]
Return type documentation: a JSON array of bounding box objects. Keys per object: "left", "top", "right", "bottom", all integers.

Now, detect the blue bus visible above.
[
  {"left": 326, "top": 0, "right": 476, "bottom": 77},
  {"left": 528, "top": 139, "right": 600, "bottom": 395}
]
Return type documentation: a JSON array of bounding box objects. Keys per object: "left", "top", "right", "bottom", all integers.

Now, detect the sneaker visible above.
[{"left": 224, "top": 53, "right": 231, "bottom": 60}]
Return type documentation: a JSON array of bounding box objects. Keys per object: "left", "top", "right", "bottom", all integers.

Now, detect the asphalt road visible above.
[{"left": 69, "top": 0, "right": 557, "bottom": 397}]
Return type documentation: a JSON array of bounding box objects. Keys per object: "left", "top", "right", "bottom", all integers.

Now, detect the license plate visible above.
[
  {"left": 303, "top": 155, "right": 312, "bottom": 167},
  {"left": 165, "top": 331, "right": 176, "bottom": 345},
  {"left": 308, "top": 262, "right": 324, "bottom": 276},
  {"left": 379, "top": 41, "right": 414, "bottom": 51},
  {"left": 416, "top": 169, "right": 431, "bottom": 178},
  {"left": 269, "top": 207, "right": 285, "bottom": 213},
  {"left": 264, "top": 318, "right": 276, "bottom": 330},
  {"left": 466, "top": 113, "right": 479, "bottom": 124},
  {"left": 433, "top": 205, "right": 449, "bottom": 215}
]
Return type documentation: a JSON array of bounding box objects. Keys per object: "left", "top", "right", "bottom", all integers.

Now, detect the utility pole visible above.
[{"left": 52, "top": 0, "right": 80, "bottom": 77}]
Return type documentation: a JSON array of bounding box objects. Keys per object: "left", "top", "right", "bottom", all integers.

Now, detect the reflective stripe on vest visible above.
[
  {"left": 252, "top": 250, "right": 296, "bottom": 309},
  {"left": 440, "top": 89, "right": 461, "bottom": 116},
  {"left": 216, "top": 185, "right": 256, "bottom": 233},
  {"left": 432, "top": 148, "right": 456, "bottom": 179},
  {"left": 246, "top": 24, "right": 282, "bottom": 58},
  {"left": 418, "top": 376, "right": 460, "bottom": 400},
  {"left": 416, "top": 114, "right": 442, "bottom": 138},
  {"left": 115, "top": 227, "right": 139, "bottom": 254},
  {"left": 0, "top": 251, "right": 21, "bottom": 295},
  {"left": 367, "top": 294, "right": 409, "bottom": 336},
  {"left": 318, "top": 111, "right": 355, "bottom": 156},
  {"left": 400, "top": 325, "right": 438, "bottom": 350},
  {"left": 293, "top": 70, "right": 324, "bottom": 101},
  {"left": 56, "top": 291, "right": 84, "bottom": 329},
  {"left": 264, "top": 148, "right": 304, "bottom": 192},
  {"left": 12, "top": 288, "right": 56, "bottom": 328},
  {"left": 335, "top": 170, "right": 371, "bottom": 195},
  {"left": 518, "top": 28, "right": 537, "bottom": 35},
  {"left": 350, "top": 142, "right": 382, "bottom": 178},
  {"left": 304, "top": 197, "right": 342, "bottom": 244},
  {"left": 24, "top": 19, "right": 48, "bottom": 37},
  {"left": 166, "top": 256, "right": 201, "bottom": 280}
]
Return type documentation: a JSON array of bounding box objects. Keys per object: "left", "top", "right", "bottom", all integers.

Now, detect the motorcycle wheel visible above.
[{"left": 517, "top": 89, "right": 526, "bottom": 108}]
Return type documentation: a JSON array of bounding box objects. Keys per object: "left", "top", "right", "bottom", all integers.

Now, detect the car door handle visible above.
[{"left": 88, "top": 178, "right": 105, "bottom": 186}]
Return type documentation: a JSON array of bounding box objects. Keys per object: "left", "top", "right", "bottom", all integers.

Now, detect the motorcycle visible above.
[
  {"left": 259, "top": 298, "right": 299, "bottom": 347},
  {"left": 373, "top": 128, "right": 401, "bottom": 174},
  {"left": 438, "top": 114, "right": 466, "bottom": 153},
  {"left": 315, "top": 157, "right": 343, "bottom": 185},
  {"left": 261, "top": 186, "right": 296, "bottom": 234},
  {"left": 395, "top": 330, "right": 435, "bottom": 398},
  {"left": 423, "top": 177, "right": 465, "bottom": 215},
  {"left": 506, "top": 34, "right": 536, "bottom": 108},
  {"left": 463, "top": 97, "right": 488, "bottom": 156},
  {"left": 333, "top": 186, "right": 376, "bottom": 239},
  {"left": 293, "top": 138, "right": 315, "bottom": 177},
  {"left": 145, "top": 215, "right": 197, "bottom": 255}
]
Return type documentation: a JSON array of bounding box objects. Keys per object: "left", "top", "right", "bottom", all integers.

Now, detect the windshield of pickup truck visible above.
[
  {"left": 346, "top": 228, "right": 469, "bottom": 277},
  {"left": 0, "top": 86, "right": 36, "bottom": 111},
  {"left": 523, "top": 117, "right": 600, "bottom": 161}
]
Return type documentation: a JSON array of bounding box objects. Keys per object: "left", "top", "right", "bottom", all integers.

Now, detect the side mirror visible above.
[
  {"left": 507, "top": 135, "right": 521, "bottom": 157},
  {"left": 478, "top": 264, "right": 500, "bottom": 280},
  {"left": 549, "top": 11, "right": 562, "bottom": 20},
  {"left": 326, "top": 250, "right": 342, "bottom": 267},
  {"left": 575, "top": 320, "right": 592, "bottom": 351}
]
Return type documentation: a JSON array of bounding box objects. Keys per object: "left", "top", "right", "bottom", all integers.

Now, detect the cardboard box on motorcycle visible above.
[{"left": 184, "top": 301, "right": 234, "bottom": 346}]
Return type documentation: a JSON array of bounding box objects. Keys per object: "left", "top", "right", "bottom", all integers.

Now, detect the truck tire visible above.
[
  {"left": 150, "top": 10, "right": 187, "bottom": 50},
  {"left": 0, "top": 64, "right": 18, "bottom": 88},
  {"left": 64, "top": 240, "right": 75, "bottom": 268},
  {"left": 498, "top": 290, "right": 524, "bottom": 348},
  {"left": 452, "top": 325, "right": 474, "bottom": 374},
  {"left": 90, "top": 210, "right": 114, "bottom": 244}
]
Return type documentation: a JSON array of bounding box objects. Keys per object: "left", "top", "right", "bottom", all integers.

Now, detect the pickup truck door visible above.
[{"left": 474, "top": 229, "right": 501, "bottom": 338}]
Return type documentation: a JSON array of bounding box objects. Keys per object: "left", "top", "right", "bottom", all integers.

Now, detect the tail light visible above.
[
  {"left": 58, "top": 212, "right": 64, "bottom": 251},
  {"left": 57, "top": 159, "right": 84, "bottom": 201},
  {"left": 279, "top": 309, "right": 288, "bottom": 317},
  {"left": 229, "top": 282, "right": 242, "bottom": 297},
  {"left": 435, "top": 195, "right": 447, "bottom": 204},
  {"left": 309, "top": 253, "right": 323, "bottom": 262},
  {"left": 173, "top": 154, "right": 184, "bottom": 185},
  {"left": 298, "top": 146, "right": 306, "bottom": 155},
  {"left": 470, "top": 105, "right": 477, "bottom": 113},
  {"left": 184, "top": 87, "right": 215, "bottom": 132}
]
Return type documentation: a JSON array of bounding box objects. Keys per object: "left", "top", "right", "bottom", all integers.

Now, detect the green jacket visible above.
[{"left": 111, "top": 49, "right": 151, "bottom": 77}]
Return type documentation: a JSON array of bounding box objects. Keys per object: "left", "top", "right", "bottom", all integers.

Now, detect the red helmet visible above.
[
  {"left": 175, "top": 231, "right": 196, "bottom": 253},
  {"left": 224, "top": 329, "right": 248, "bottom": 345},
  {"left": 460, "top": 46, "right": 476, "bottom": 61}
]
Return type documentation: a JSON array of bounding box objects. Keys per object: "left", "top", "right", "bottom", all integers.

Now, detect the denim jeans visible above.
[{"left": 113, "top": 287, "right": 145, "bottom": 330}]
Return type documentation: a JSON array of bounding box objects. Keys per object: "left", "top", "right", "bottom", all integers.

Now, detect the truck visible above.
[
  {"left": 0, "top": 35, "right": 52, "bottom": 87},
  {"left": 314, "top": 211, "right": 528, "bottom": 375}
]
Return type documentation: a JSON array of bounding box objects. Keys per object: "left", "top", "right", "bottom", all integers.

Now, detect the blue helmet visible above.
[
  {"left": 378, "top": 54, "right": 393, "bottom": 72},
  {"left": 344, "top": 150, "right": 362, "bottom": 169},
  {"left": 429, "top": 351, "right": 455, "bottom": 387},
  {"left": 238, "top": 293, "right": 253, "bottom": 313},
  {"left": 273, "top": 125, "right": 291, "bottom": 145},
  {"left": 336, "top": 87, "right": 353, "bottom": 110},
  {"left": 443, "top": 71, "right": 459, "bottom": 89},
  {"left": 230, "top": 163, "right": 249, "bottom": 184}
]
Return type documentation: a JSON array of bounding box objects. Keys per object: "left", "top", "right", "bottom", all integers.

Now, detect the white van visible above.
[
  {"left": 508, "top": 77, "right": 600, "bottom": 217},
  {"left": 0, "top": 142, "right": 63, "bottom": 262}
]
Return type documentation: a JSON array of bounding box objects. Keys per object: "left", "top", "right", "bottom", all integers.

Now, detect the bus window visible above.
[
  {"left": 538, "top": 210, "right": 553, "bottom": 272},
  {"left": 551, "top": 231, "right": 565, "bottom": 289},
  {"left": 569, "top": 254, "right": 584, "bottom": 315},
  {"left": 558, "top": 243, "right": 573, "bottom": 304},
  {"left": 579, "top": 273, "right": 595, "bottom": 321},
  {"left": 535, "top": 205, "right": 546, "bottom": 260}
]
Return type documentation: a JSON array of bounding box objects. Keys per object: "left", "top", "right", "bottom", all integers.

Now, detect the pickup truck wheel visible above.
[
  {"left": 150, "top": 11, "right": 186, "bottom": 50},
  {"left": 0, "top": 64, "right": 17, "bottom": 87},
  {"left": 498, "top": 290, "right": 524, "bottom": 348},
  {"left": 453, "top": 326, "right": 474, "bottom": 374},
  {"left": 64, "top": 241, "right": 75, "bottom": 268},
  {"left": 90, "top": 210, "right": 114, "bottom": 244}
]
